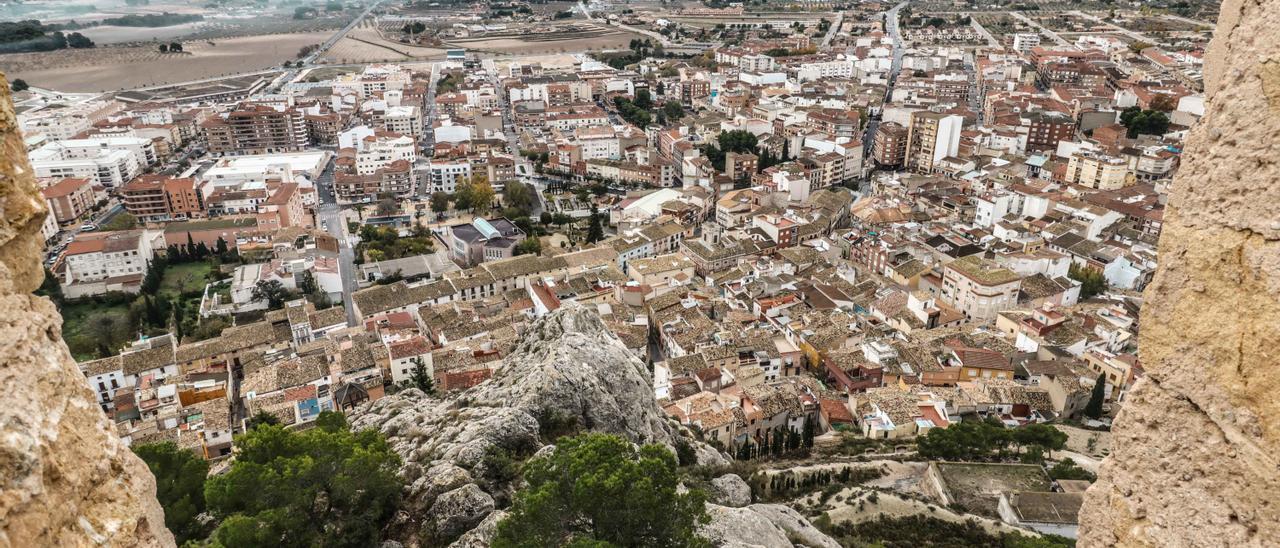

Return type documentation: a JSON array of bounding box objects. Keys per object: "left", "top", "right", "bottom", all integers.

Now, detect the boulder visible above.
[
  {"left": 709, "top": 474, "right": 752, "bottom": 508},
  {"left": 448, "top": 509, "right": 507, "bottom": 548},
  {"left": 429, "top": 484, "right": 495, "bottom": 541},
  {"left": 700, "top": 503, "right": 840, "bottom": 548}
]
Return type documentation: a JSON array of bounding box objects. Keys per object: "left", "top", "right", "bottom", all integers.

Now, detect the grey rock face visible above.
[
  {"left": 447, "top": 509, "right": 508, "bottom": 548},
  {"left": 700, "top": 504, "right": 841, "bottom": 548},
  {"left": 430, "top": 484, "right": 495, "bottom": 540},
  {"left": 351, "top": 304, "right": 728, "bottom": 543},
  {"left": 710, "top": 474, "right": 753, "bottom": 508}
]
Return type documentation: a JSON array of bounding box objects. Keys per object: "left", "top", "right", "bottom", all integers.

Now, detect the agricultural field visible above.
[
  {"left": 445, "top": 23, "right": 645, "bottom": 55},
  {"left": 0, "top": 31, "right": 331, "bottom": 92},
  {"left": 322, "top": 21, "right": 448, "bottom": 63}
]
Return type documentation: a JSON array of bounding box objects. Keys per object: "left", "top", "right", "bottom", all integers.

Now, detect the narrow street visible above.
[
  {"left": 314, "top": 156, "right": 360, "bottom": 327},
  {"left": 863, "top": 1, "right": 908, "bottom": 160}
]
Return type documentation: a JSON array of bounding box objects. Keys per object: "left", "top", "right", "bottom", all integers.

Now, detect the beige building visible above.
[
  {"left": 940, "top": 255, "right": 1023, "bottom": 322},
  {"left": 906, "top": 111, "right": 963, "bottom": 173},
  {"left": 1064, "top": 151, "right": 1136, "bottom": 190}
]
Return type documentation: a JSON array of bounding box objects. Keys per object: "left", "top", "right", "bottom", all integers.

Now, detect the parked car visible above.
[{"left": 79, "top": 223, "right": 97, "bottom": 232}]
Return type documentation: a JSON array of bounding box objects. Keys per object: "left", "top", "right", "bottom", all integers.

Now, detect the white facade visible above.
[
  {"left": 383, "top": 105, "right": 423, "bottom": 138},
  {"left": 1012, "top": 33, "right": 1041, "bottom": 55},
  {"left": 355, "top": 134, "right": 417, "bottom": 175},
  {"left": 29, "top": 137, "right": 156, "bottom": 188},
  {"left": 63, "top": 230, "right": 158, "bottom": 285},
  {"left": 427, "top": 161, "right": 473, "bottom": 193},
  {"left": 797, "top": 60, "right": 856, "bottom": 82}
]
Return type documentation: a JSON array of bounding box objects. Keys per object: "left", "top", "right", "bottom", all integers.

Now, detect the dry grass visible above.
[{"left": 0, "top": 32, "right": 331, "bottom": 92}]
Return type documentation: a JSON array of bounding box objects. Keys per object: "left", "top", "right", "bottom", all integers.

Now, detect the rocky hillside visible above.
[
  {"left": 350, "top": 304, "right": 838, "bottom": 547},
  {"left": 0, "top": 75, "right": 174, "bottom": 547},
  {"left": 1079, "top": 0, "right": 1280, "bottom": 545}
]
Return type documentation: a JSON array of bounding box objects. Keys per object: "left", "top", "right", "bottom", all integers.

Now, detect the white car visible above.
[{"left": 79, "top": 223, "right": 97, "bottom": 232}]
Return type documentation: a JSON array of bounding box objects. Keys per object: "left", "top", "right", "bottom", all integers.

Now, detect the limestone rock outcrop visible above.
[
  {"left": 699, "top": 503, "right": 841, "bottom": 548},
  {"left": 0, "top": 74, "right": 175, "bottom": 547},
  {"left": 709, "top": 474, "right": 753, "bottom": 508},
  {"left": 1078, "top": 1, "right": 1280, "bottom": 545},
  {"left": 351, "top": 304, "right": 728, "bottom": 544}
]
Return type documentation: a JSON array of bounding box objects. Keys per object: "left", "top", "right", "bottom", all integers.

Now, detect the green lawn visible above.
[
  {"left": 61, "top": 300, "right": 131, "bottom": 362},
  {"left": 160, "top": 262, "right": 213, "bottom": 297}
]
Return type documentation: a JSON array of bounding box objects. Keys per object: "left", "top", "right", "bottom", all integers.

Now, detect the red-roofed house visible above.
[
  {"left": 41, "top": 178, "right": 95, "bottom": 224},
  {"left": 387, "top": 335, "right": 433, "bottom": 385}
]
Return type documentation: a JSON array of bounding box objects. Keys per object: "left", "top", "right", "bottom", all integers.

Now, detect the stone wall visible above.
[
  {"left": 1078, "top": 0, "right": 1280, "bottom": 545},
  {"left": 0, "top": 73, "right": 175, "bottom": 547}
]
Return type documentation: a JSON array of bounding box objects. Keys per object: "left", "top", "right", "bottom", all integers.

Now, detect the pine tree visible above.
[
  {"left": 802, "top": 415, "right": 815, "bottom": 448},
  {"left": 215, "top": 236, "right": 229, "bottom": 257},
  {"left": 186, "top": 233, "right": 197, "bottom": 261}
]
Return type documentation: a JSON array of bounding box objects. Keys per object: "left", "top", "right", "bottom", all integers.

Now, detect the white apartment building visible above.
[
  {"left": 940, "top": 256, "right": 1022, "bottom": 322},
  {"left": 29, "top": 137, "right": 157, "bottom": 187},
  {"left": 331, "top": 64, "right": 411, "bottom": 98},
  {"left": 355, "top": 134, "right": 417, "bottom": 176},
  {"left": 19, "top": 99, "right": 123, "bottom": 142},
  {"left": 427, "top": 160, "right": 473, "bottom": 193},
  {"left": 383, "top": 105, "right": 423, "bottom": 138},
  {"left": 1012, "top": 33, "right": 1041, "bottom": 55},
  {"left": 62, "top": 229, "right": 159, "bottom": 294},
  {"left": 574, "top": 126, "right": 621, "bottom": 160},
  {"left": 507, "top": 77, "right": 592, "bottom": 104},
  {"left": 547, "top": 111, "right": 610, "bottom": 132},
  {"left": 974, "top": 192, "right": 1017, "bottom": 228},
  {"left": 797, "top": 60, "right": 857, "bottom": 82}
]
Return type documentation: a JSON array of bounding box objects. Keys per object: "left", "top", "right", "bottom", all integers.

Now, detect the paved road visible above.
[
  {"left": 313, "top": 156, "right": 360, "bottom": 327},
  {"left": 969, "top": 16, "right": 1001, "bottom": 48},
  {"left": 268, "top": 0, "right": 385, "bottom": 93},
  {"left": 821, "top": 11, "right": 845, "bottom": 48},
  {"left": 1068, "top": 10, "right": 1160, "bottom": 46},
  {"left": 864, "top": 1, "right": 909, "bottom": 160},
  {"left": 1007, "top": 10, "right": 1070, "bottom": 48}
]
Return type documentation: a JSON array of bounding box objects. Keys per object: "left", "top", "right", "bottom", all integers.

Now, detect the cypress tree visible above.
[{"left": 1085, "top": 373, "right": 1107, "bottom": 419}]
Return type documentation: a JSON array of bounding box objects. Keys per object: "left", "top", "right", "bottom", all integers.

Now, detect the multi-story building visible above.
[
  {"left": 906, "top": 112, "right": 963, "bottom": 173},
  {"left": 448, "top": 217, "right": 526, "bottom": 266},
  {"left": 806, "top": 109, "right": 862, "bottom": 140},
  {"left": 19, "top": 99, "right": 123, "bottom": 142},
  {"left": 573, "top": 126, "right": 621, "bottom": 160},
  {"left": 725, "top": 151, "right": 758, "bottom": 182},
  {"left": 1064, "top": 151, "right": 1136, "bottom": 190},
  {"left": 426, "top": 160, "right": 473, "bottom": 194},
  {"left": 1022, "top": 111, "right": 1076, "bottom": 153},
  {"left": 331, "top": 64, "right": 411, "bottom": 98},
  {"left": 29, "top": 137, "right": 156, "bottom": 187},
  {"left": 939, "top": 255, "right": 1022, "bottom": 322},
  {"left": 203, "top": 105, "right": 309, "bottom": 155},
  {"left": 41, "top": 178, "right": 97, "bottom": 225},
  {"left": 334, "top": 134, "right": 416, "bottom": 203},
  {"left": 873, "top": 122, "right": 909, "bottom": 168},
  {"left": 679, "top": 80, "right": 711, "bottom": 106},
  {"left": 121, "top": 175, "right": 204, "bottom": 222},
  {"left": 546, "top": 108, "right": 610, "bottom": 132},
  {"left": 1011, "top": 33, "right": 1041, "bottom": 55},
  {"left": 62, "top": 229, "right": 158, "bottom": 296},
  {"left": 256, "top": 182, "right": 309, "bottom": 231}
]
